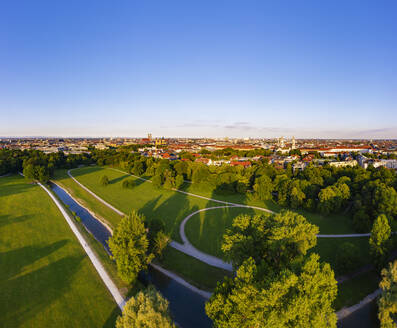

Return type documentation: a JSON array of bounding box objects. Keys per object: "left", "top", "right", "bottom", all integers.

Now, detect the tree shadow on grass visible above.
[
  {"left": 0, "top": 182, "right": 33, "bottom": 198},
  {"left": 102, "top": 305, "right": 122, "bottom": 328},
  {"left": 0, "top": 255, "right": 84, "bottom": 326},
  {"left": 0, "top": 214, "right": 32, "bottom": 229},
  {"left": 70, "top": 166, "right": 104, "bottom": 178},
  {"left": 109, "top": 175, "right": 129, "bottom": 185},
  {"left": 0, "top": 240, "right": 69, "bottom": 282}
]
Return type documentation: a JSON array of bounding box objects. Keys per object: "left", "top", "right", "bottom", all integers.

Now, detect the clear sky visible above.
[{"left": 1, "top": 0, "right": 396, "bottom": 139}]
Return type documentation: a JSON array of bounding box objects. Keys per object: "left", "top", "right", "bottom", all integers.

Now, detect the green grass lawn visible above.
[
  {"left": 64, "top": 166, "right": 368, "bottom": 274},
  {"left": 156, "top": 246, "right": 232, "bottom": 291},
  {"left": 334, "top": 270, "right": 379, "bottom": 310},
  {"left": 0, "top": 175, "right": 120, "bottom": 328},
  {"left": 53, "top": 168, "right": 231, "bottom": 291}
]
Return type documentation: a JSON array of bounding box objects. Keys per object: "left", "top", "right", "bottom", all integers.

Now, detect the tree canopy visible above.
[
  {"left": 222, "top": 210, "right": 319, "bottom": 270},
  {"left": 378, "top": 261, "right": 397, "bottom": 328},
  {"left": 116, "top": 285, "right": 175, "bottom": 328},
  {"left": 108, "top": 211, "right": 154, "bottom": 284},
  {"left": 206, "top": 254, "right": 337, "bottom": 328}
]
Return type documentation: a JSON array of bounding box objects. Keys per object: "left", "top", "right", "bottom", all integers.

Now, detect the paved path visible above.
[
  {"left": 150, "top": 263, "right": 212, "bottom": 299},
  {"left": 69, "top": 167, "right": 376, "bottom": 273},
  {"left": 336, "top": 288, "right": 381, "bottom": 320},
  {"left": 38, "top": 182, "right": 126, "bottom": 310},
  {"left": 68, "top": 169, "right": 125, "bottom": 216}
]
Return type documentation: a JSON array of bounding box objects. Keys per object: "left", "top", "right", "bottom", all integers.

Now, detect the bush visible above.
[
  {"left": 122, "top": 179, "right": 135, "bottom": 189},
  {"left": 100, "top": 175, "right": 109, "bottom": 186}
]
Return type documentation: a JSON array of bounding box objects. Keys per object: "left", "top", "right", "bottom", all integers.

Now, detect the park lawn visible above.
[
  {"left": 334, "top": 270, "right": 379, "bottom": 310},
  {"left": 0, "top": 175, "right": 119, "bottom": 328},
  {"left": 53, "top": 169, "right": 123, "bottom": 228},
  {"left": 53, "top": 168, "right": 230, "bottom": 291},
  {"left": 68, "top": 166, "right": 222, "bottom": 242},
  {"left": 156, "top": 246, "right": 232, "bottom": 291},
  {"left": 183, "top": 183, "right": 356, "bottom": 234}
]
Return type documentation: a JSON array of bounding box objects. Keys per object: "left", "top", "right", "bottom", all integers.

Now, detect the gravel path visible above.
[
  {"left": 336, "top": 289, "right": 381, "bottom": 320},
  {"left": 38, "top": 182, "right": 126, "bottom": 310}
]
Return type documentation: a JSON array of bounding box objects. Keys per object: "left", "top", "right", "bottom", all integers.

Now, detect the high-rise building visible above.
[{"left": 292, "top": 136, "right": 296, "bottom": 149}]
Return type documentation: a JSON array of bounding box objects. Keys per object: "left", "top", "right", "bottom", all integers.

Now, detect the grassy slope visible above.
[
  {"left": 56, "top": 166, "right": 377, "bottom": 309},
  {"left": 0, "top": 175, "right": 119, "bottom": 328},
  {"left": 53, "top": 168, "right": 228, "bottom": 290}
]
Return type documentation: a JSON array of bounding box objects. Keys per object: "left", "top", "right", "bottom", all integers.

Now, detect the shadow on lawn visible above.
[
  {"left": 109, "top": 174, "right": 129, "bottom": 185},
  {"left": 0, "top": 214, "right": 32, "bottom": 229},
  {"left": 0, "top": 181, "right": 33, "bottom": 198},
  {"left": 0, "top": 255, "right": 84, "bottom": 326},
  {"left": 102, "top": 305, "right": 122, "bottom": 328},
  {"left": 0, "top": 240, "right": 69, "bottom": 282}
]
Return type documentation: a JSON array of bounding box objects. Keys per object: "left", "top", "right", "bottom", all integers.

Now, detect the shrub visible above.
[
  {"left": 100, "top": 175, "right": 109, "bottom": 186},
  {"left": 122, "top": 179, "right": 135, "bottom": 189}
]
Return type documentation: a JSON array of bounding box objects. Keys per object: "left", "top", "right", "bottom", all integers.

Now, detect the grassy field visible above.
[
  {"left": 54, "top": 168, "right": 229, "bottom": 291},
  {"left": 62, "top": 166, "right": 371, "bottom": 274},
  {"left": 334, "top": 270, "right": 379, "bottom": 310},
  {"left": 69, "top": 165, "right": 355, "bottom": 236},
  {"left": 53, "top": 166, "right": 378, "bottom": 310},
  {"left": 0, "top": 175, "right": 120, "bottom": 328}
]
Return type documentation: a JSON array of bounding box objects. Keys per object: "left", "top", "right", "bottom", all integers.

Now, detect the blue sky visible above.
[{"left": 0, "top": 1, "right": 396, "bottom": 138}]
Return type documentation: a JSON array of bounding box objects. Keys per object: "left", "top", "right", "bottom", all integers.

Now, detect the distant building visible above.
[{"left": 329, "top": 160, "right": 358, "bottom": 168}]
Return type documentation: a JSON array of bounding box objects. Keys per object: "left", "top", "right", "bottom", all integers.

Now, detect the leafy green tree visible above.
[
  {"left": 369, "top": 214, "right": 391, "bottom": 268},
  {"left": 152, "top": 174, "right": 163, "bottom": 188},
  {"left": 378, "top": 261, "right": 397, "bottom": 328},
  {"left": 23, "top": 163, "right": 35, "bottom": 180},
  {"left": 222, "top": 210, "right": 319, "bottom": 269},
  {"left": 116, "top": 285, "right": 175, "bottom": 328},
  {"left": 153, "top": 231, "right": 170, "bottom": 259},
  {"left": 132, "top": 160, "right": 144, "bottom": 176},
  {"left": 206, "top": 254, "right": 337, "bottom": 328},
  {"left": 122, "top": 178, "right": 135, "bottom": 189},
  {"left": 100, "top": 175, "right": 109, "bottom": 186},
  {"left": 253, "top": 175, "right": 273, "bottom": 200},
  {"left": 108, "top": 211, "right": 154, "bottom": 284},
  {"left": 175, "top": 174, "right": 184, "bottom": 189}
]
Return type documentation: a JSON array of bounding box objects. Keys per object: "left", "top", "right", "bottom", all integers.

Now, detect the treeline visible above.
[
  {"left": 92, "top": 149, "right": 397, "bottom": 233},
  {"left": 0, "top": 149, "right": 92, "bottom": 182}
]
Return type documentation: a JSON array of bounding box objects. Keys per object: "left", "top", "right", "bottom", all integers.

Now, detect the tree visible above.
[
  {"left": 132, "top": 160, "right": 144, "bottom": 176},
  {"left": 369, "top": 214, "right": 391, "bottom": 268},
  {"left": 206, "top": 254, "right": 337, "bottom": 328},
  {"left": 100, "top": 175, "right": 109, "bottom": 186},
  {"left": 108, "top": 211, "right": 154, "bottom": 284},
  {"left": 253, "top": 175, "right": 273, "bottom": 200},
  {"left": 23, "top": 163, "right": 35, "bottom": 180},
  {"left": 152, "top": 174, "right": 163, "bottom": 188},
  {"left": 222, "top": 210, "right": 319, "bottom": 269},
  {"left": 153, "top": 231, "right": 170, "bottom": 259},
  {"left": 175, "top": 174, "right": 184, "bottom": 189},
  {"left": 116, "top": 285, "right": 175, "bottom": 328},
  {"left": 378, "top": 261, "right": 397, "bottom": 328},
  {"left": 122, "top": 179, "right": 135, "bottom": 189}
]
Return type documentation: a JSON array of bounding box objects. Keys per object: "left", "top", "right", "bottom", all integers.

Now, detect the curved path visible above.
[{"left": 69, "top": 167, "right": 374, "bottom": 272}]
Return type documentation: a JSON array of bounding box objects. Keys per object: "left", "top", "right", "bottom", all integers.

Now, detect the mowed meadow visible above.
[
  {"left": 54, "top": 166, "right": 378, "bottom": 310},
  {"left": 0, "top": 175, "right": 119, "bottom": 328}
]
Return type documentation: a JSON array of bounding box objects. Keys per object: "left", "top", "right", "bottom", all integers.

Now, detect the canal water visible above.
[{"left": 50, "top": 183, "right": 213, "bottom": 328}]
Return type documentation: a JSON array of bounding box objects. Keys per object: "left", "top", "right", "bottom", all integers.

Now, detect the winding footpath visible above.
[{"left": 69, "top": 168, "right": 376, "bottom": 272}]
